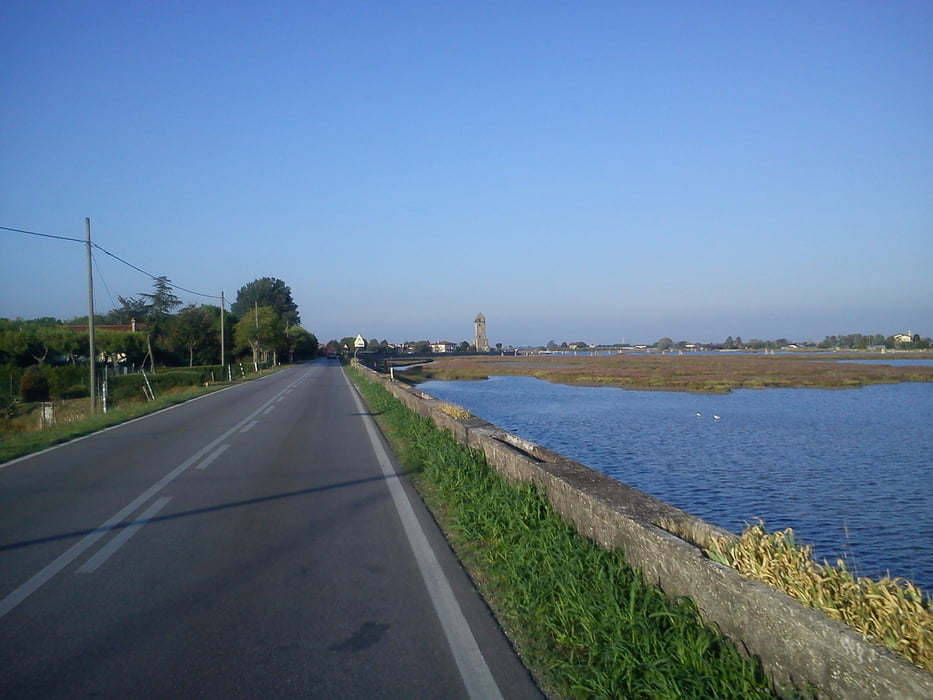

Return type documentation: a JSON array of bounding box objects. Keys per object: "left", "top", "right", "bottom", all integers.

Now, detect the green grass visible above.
[
  {"left": 349, "top": 366, "right": 785, "bottom": 699},
  {"left": 1, "top": 365, "right": 286, "bottom": 464},
  {"left": 0, "top": 385, "right": 227, "bottom": 463}
]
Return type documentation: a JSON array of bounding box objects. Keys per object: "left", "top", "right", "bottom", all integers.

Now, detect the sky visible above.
[{"left": 2, "top": 1, "right": 931, "bottom": 347}]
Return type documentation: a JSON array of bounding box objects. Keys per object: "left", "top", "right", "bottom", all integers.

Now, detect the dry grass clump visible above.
[
  {"left": 436, "top": 402, "right": 472, "bottom": 420},
  {"left": 706, "top": 521, "right": 933, "bottom": 671}
]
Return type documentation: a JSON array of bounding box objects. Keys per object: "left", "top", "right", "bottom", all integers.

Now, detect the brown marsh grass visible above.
[{"left": 396, "top": 353, "right": 933, "bottom": 393}]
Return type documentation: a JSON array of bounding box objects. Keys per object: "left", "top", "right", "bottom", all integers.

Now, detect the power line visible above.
[
  {"left": 2, "top": 223, "right": 222, "bottom": 301},
  {"left": 91, "top": 251, "right": 119, "bottom": 313},
  {"left": 0, "top": 224, "right": 83, "bottom": 244},
  {"left": 92, "top": 245, "right": 220, "bottom": 300}
]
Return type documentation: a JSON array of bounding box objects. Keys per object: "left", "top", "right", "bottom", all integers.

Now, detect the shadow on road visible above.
[{"left": 0, "top": 472, "right": 400, "bottom": 553}]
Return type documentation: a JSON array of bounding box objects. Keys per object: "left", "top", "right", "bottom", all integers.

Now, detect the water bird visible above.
[
  {"left": 713, "top": 414, "right": 721, "bottom": 421},
  {"left": 696, "top": 412, "right": 702, "bottom": 417}
]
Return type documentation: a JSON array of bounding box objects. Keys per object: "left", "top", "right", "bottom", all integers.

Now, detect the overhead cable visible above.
[{"left": 2, "top": 223, "right": 222, "bottom": 300}]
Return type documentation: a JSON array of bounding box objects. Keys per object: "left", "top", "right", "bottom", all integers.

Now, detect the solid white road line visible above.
[
  {"left": 342, "top": 369, "right": 504, "bottom": 700},
  {"left": 77, "top": 497, "right": 172, "bottom": 574}
]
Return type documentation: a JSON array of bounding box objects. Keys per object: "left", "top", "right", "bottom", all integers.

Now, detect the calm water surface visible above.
[{"left": 421, "top": 376, "right": 933, "bottom": 592}]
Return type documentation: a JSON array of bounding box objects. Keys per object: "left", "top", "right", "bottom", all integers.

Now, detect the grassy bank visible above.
[
  {"left": 0, "top": 366, "right": 281, "bottom": 464},
  {"left": 0, "top": 385, "right": 227, "bottom": 463},
  {"left": 348, "top": 366, "right": 783, "bottom": 699},
  {"left": 395, "top": 353, "right": 933, "bottom": 393}
]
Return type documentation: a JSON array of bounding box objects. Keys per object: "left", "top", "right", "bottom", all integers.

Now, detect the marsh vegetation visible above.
[{"left": 395, "top": 353, "right": 933, "bottom": 393}]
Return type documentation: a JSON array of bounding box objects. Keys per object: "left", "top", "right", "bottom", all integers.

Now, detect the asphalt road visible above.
[{"left": 0, "top": 361, "right": 543, "bottom": 699}]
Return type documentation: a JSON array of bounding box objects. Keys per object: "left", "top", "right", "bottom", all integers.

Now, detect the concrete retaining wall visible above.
[{"left": 357, "top": 365, "right": 932, "bottom": 699}]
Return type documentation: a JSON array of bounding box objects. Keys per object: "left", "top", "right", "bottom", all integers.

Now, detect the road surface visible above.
[{"left": 0, "top": 361, "right": 542, "bottom": 698}]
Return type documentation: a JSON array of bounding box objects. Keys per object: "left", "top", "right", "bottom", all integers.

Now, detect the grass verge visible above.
[
  {"left": 348, "top": 366, "right": 784, "bottom": 699},
  {"left": 0, "top": 385, "right": 228, "bottom": 464}
]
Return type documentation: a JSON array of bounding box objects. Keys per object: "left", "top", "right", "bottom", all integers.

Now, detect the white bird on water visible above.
[
  {"left": 696, "top": 412, "right": 702, "bottom": 418},
  {"left": 713, "top": 414, "right": 721, "bottom": 421}
]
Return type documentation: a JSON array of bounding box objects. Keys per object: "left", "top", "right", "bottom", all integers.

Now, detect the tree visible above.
[
  {"left": 1, "top": 326, "right": 83, "bottom": 367},
  {"left": 285, "top": 326, "right": 318, "bottom": 362},
  {"left": 112, "top": 295, "right": 152, "bottom": 323},
  {"left": 127, "top": 277, "right": 183, "bottom": 371},
  {"left": 20, "top": 328, "right": 53, "bottom": 365},
  {"left": 171, "top": 305, "right": 217, "bottom": 367},
  {"left": 232, "top": 278, "right": 300, "bottom": 327},
  {"left": 20, "top": 365, "right": 49, "bottom": 402},
  {"left": 656, "top": 337, "right": 674, "bottom": 351},
  {"left": 96, "top": 329, "right": 146, "bottom": 369},
  {"left": 234, "top": 306, "right": 285, "bottom": 365},
  {"left": 0, "top": 327, "right": 29, "bottom": 366},
  {"left": 140, "top": 276, "right": 182, "bottom": 317}
]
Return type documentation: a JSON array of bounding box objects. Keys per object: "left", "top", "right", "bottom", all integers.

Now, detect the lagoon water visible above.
[{"left": 420, "top": 376, "right": 933, "bottom": 592}]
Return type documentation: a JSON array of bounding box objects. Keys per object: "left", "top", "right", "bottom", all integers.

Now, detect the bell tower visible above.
[{"left": 474, "top": 313, "right": 489, "bottom": 352}]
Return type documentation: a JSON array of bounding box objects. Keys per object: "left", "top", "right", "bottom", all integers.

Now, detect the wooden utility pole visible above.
[
  {"left": 85, "top": 217, "right": 96, "bottom": 414},
  {"left": 220, "top": 290, "right": 225, "bottom": 366}
]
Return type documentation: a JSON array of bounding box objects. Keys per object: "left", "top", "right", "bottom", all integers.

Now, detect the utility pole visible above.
[
  {"left": 220, "top": 290, "right": 225, "bottom": 366},
  {"left": 85, "top": 217, "right": 96, "bottom": 414}
]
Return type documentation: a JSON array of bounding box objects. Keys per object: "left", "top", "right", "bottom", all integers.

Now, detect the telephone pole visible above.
[
  {"left": 85, "top": 217, "right": 96, "bottom": 414},
  {"left": 220, "top": 291, "right": 225, "bottom": 366}
]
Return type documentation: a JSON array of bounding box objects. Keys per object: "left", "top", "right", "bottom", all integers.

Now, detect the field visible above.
[{"left": 394, "top": 352, "right": 933, "bottom": 393}]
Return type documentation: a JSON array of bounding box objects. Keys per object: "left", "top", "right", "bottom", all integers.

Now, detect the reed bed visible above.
[
  {"left": 397, "top": 354, "right": 933, "bottom": 394},
  {"left": 350, "top": 367, "right": 781, "bottom": 699},
  {"left": 706, "top": 522, "right": 933, "bottom": 672}
]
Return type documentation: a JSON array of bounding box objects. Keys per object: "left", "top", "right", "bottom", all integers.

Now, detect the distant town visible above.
[{"left": 336, "top": 325, "right": 931, "bottom": 357}]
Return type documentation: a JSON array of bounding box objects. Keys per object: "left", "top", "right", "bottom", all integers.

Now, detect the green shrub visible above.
[
  {"left": 60, "top": 384, "right": 89, "bottom": 400},
  {"left": 195, "top": 365, "right": 227, "bottom": 382},
  {"left": 148, "top": 370, "right": 203, "bottom": 392},
  {"left": 20, "top": 366, "right": 49, "bottom": 402},
  {"left": 106, "top": 370, "right": 204, "bottom": 405},
  {"left": 0, "top": 365, "right": 23, "bottom": 402},
  {"left": 107, "top": 374, "right": 149, "bottom": 403},
  {"left": 44, "top": 365, "right": 87, "bottom": 399}
]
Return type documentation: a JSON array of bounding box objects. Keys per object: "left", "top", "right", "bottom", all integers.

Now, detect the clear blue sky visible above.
[{"left": 2, "top": 1, "right": 931, "bottom": 346}]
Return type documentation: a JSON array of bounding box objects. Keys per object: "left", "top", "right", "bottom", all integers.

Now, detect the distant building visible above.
[
  {"left": 893, "top": 333, "right": 914, "bottom": 344},
  {"left": 431, "top": 341, "right": 458, "bottom": 353},
  {"left": 474, "top": 312, "right": 489, "bottom": 352},
  {"left": 65, "top": 318, "right": 145, "bottom": 333}
]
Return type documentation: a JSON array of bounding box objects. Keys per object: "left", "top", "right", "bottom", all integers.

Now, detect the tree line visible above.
[
  {"left": 0, "top": 276, "right": 318, "bottom": 373},
  {"left": 543, "top": 333, "right": 931, "bottom": 352}
]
